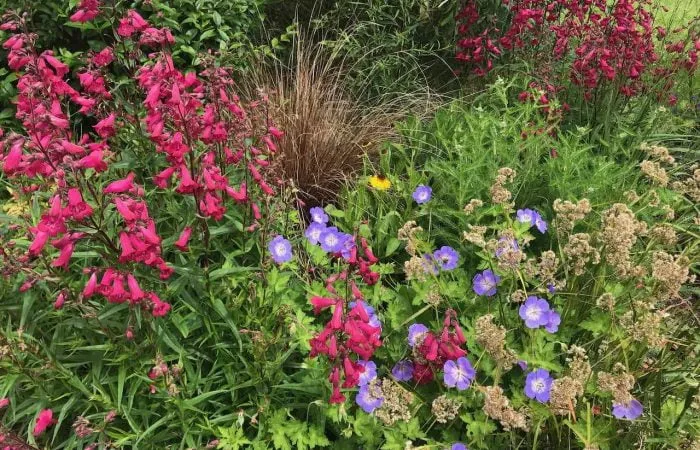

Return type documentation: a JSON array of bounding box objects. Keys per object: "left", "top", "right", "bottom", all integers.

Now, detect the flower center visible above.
[
  {"left": 325, "top": 235, "right": 337, "bottom": 246},
  {"left": 532, "top": 378, "right": 546, "bottom": 393},
  {"left": 275, "top": 243, "right": 287, "bottom": 255},
  {"left": 526, "top": 307, "right": 541, "bottom": 320}
]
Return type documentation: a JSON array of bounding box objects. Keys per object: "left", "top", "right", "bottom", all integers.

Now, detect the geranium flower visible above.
[
  {"left": 433, "top": 246, "right": 459, "bottom": 270},
  {"left": 524, "top": 368, "right": 553, "bottom": 403},
  {"left": 612, "top": 399, "right": 643, "bottom": 420},
  {"left": 268, "top": 235, "right": 292, "bottom": 264},
  {"left": 368, "top": 175, "right": 391, "bottom": 191},
  {"left": 357, "top": 360, "right": 377, "bottom": 386},
  {"left": 516, "top": 208, "right": 547, "bottom": 233},
  {"left": 544, "top": 310, "right": 561, "bottom": 333},
  {"left": 408, "top": 323, "right": 429, "bottom": 347},
  {"left": 391, "top": 360, "right": 414, "bottom": 381},
  {"left": 310, "top": 207, "right": 329, "bottom": 224},
  {"left": 304, "top": 222, "right": 326, "bottom": 245},
  {"left": 412, "top": 185, "right": 432, "bottom": 204},
  {"left": 443, "top": 357, "right": 476, "bottom": 390},
  {"left": 355, "top": 384, "right": 383, "bottom": 413},
  {"left": 519, "top": 296, "right": 551, "bottom": 328},
  {"left": 472, "top": 270, "right": 500, "bottom": 296},
  {"left": 452, "top": 444, "right": 468, "bottom": 450},
  {"left": 319, "top": 227, "right": 345, "bottom": 253}
]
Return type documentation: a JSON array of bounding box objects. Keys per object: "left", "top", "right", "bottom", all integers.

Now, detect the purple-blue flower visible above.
[
  {"left": 612, "top": 399, "right": 643, "bottom": 420},
  {"left": 305, "top": 222, "right": 326, "bottom": 245},
  {"left": 451, "top": 444, "right": 468, "bottom": 450},
  {"left": 472, "top": 270, "right": 500, "bottom": 296},
  {"left": 319, "top": 227, "right": 345, "bottom": 253},
  {"left": 357, "top": 360, "right": 377, "bottom": 386},
  {"left": 412, "top": 185, "right": 432, "bottom": 204},
  {"left": 355, "top": 384, "right": 384, "bottom": 413},
  {"left": 433, "top": 246, "right": 459, "bottom": 271},
  {"left": 408, "top": 323, "right": 429, "bottom": 347},
  {"left": 524, "top": 368, "right": 553, "bottom": 403},
  {"left": 517, "top": 360, "right": 528, "bottom": 371},
  {"left": 268, "top": 235, "right": 292, "bottom": 264},
  {"left": 517, "top": 208, "right": 548, "bottom": 234},
  {"left": 391, "top": 360, "right": 414, "bottom": 381},
  {"left": 309, "top": 207, "right": 329, "bottom": 224},
  {"left": 519, "top": 296, "right": 551, "bottom": 328},
  {"left": 443, "top": 357, "right": 476, "bottom": 390},
  {"left": 544, "top": 310, "right": 561, "bottom": 333},
  {"left": 340, "top": 233, "right": 356, "bottom": 260},
  {"left": 547, "top": 283, "right": 556, "bottom": 294}
]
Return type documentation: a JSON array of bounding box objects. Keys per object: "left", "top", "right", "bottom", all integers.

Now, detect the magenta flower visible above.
[
  {"left": 268, "top": 235, "right": 292, "bottom": 264},
  {"left": 391, "top": 360, "right": 414, "bottom": 381},
  {"left": 412, "top": 185, "right": 432, "bottom": 204},
  {"left": 612, "top": 399, "right": 643, "bottom": 420},
  {"left": 433, "top": 246, "right": 459, "bottom": 270},
  {"left": 519, "top": 296, "right": 551, "bottom": 328},
  {"left": 443, "top": 357, "right": 476, "bottom": 390},
  {"left": 524, "top": 368, "right": 553, "bottom": 403},
  {"left": 472, "top": 270, "right": 500, "bottom": 296}
]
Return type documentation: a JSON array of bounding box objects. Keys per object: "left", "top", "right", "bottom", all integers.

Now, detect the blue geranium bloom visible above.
[
  {"left": 412, "top": 185, "right": 432, "bottom": 204},
  {"left": 268, "top": 235, "right": 292, "bottom": 264},
  {"left": 433, "top": 246, "right": 459, "bottom": 270},
  {"left": 524, "top": 368, "right": 553, "bottom": 403}
]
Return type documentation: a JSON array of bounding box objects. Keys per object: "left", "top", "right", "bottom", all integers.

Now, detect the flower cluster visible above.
[
  {"left": 519, "top": 296, "right": 560, "bottom": 332},
  {"left": 308, "top": 224, "right": 382, "bottom": 403},
  {"left": 397, "top": 310, "right": 469, "bottom": 386}
]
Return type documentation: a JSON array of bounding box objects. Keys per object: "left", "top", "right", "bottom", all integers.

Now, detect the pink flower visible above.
[
  {"left": 54, "top": 292, "right": 66, "bottom": 309},
  {"left": 103, "top": 172, "right": 136, "bottom": 194},
  {"left": 94, "top": 113, "right": 116, "bottom": 138},
  {"left": 70, "top": 0, "right": 101, "bottom": 22},
  {"left": 33, "top": 408, "right": 55, "bottom": 436},
  {"left": 174, "top": 227, "right": 192, "bottom": 251},
  {"left": 92, "top": 47, "right": 114, "bottom": 67},
  {"left": 0, "top": 398, "right": 9, "bottom": 409},
  {"left": 83, "top": 272, "right": 98, "bottom": 298}
]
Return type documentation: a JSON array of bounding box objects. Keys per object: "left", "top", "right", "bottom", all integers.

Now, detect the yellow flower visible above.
[{"left": 369, "top": 175, "right": 391, "bottom": 191}]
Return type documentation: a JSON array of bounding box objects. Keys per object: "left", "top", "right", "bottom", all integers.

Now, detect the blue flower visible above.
[
  {"left": 319, "top": 227, "right": 345, "bottom": 253},
  {"left": 524, "top": 368, "right": 553, "bottom": 403},
  {"left": 516, "top": 208, "right": 547, "bottom": 234},
  {"left": 443, "top": 357, "right": 476, "bottom": 390},
  {"left": 357, "top": 360, "right": 377, "bottom": 386},
  {"left": 472, "top": 270, "right": 500, "bottom": 296},
  {"left": 433, "top": 246, "right": 459, "bottom": 270},
  {"left": 412, "top": 185, "right": 432, "bottom": 204},
  {"left": 451, "top": 444, "right": 468, "bottom": 450},
  {"left": 612, "top": 399, "right": 643, "bottom": 420},
  {"left": 408, "top": 323, "right": 429, "bottom": 347},
  {"left": 268, "top": 235, "right": 292, "bottom": 264},
  {"left": 355, "top": 384, "right": 383, "bottom": 413},
  {"left": 519, "top": 296, "right": 551, "bottom": 328},
  {"left": 309, "top": 207, "right": 329, "bottom": 224},
  {"left": 544, "top": 310, "right": 561, "bottom": 333},
  {"left": 391, "top": 360, "right": 414, "bottom": 381},
  {"left": 305, "top": 222, "right": 326, "bottom": 245}
]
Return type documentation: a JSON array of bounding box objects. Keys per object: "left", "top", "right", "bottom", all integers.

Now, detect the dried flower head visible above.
[
  {"left": 651, "top": 251, "right": 690, "bottom": 298},
  {"left": 640, "top": 160, "right": 669, "bottom": 186},
  {"left": 597, "top": 365, "right": 635, "bottom": 405},
  {"left": 481, "top": 385, "right": 529, "bottom": 431},
  {"left": 553, "top": 199, "right": 591, "bottom": 234},
  {"left": 432, "top": 394, "right": 461, "bottom": 423},
  {"left": 463, "top": 198, "right": 484, "bottom": 215},
  {"left": 649, "top": 225, "right": 678, "bottom": 246},
  {"left": 475, "top": 314, "right": 517, "bottom": 368},
  {"left": 374, "top": 378, "right": 414, "bottom": 426},
  {"left": 462, "top": 225, "right": 488, "bottom": 247},
  {"left": 600, "top": 204, "right": 646, "bottom": 277},
  {"left": 596, "top": 293, "right": 616, "bottom": 311},
  {"left": 490, "top": 168, "right": 516, "bottom": 206},
  {"left": 548, "top": 376, "right": 583, "bottom": 416},
  {"left": 563, "top": 233, "right": 600, "bottom": 275}
]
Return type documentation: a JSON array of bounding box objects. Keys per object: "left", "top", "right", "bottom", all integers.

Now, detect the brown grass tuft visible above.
[{"left": 245, "top": 35, "right": 435, "bottom": 207}]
